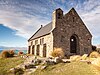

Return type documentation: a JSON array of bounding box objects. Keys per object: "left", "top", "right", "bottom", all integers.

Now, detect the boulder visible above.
[
  {"left": 41, "top": 66, "right": 47, "bottom": 70},
  {"left": 31, "top": 59, "right": 42, "bottom": 65},
  {"left": 43, "top": 58, "right": 56, "bottom": 65},
  {"left": 25, "top": 64, "right": 36, "bottom": 69},
  {"left": 54, "top": 57, "right": 62, "bottom": 63},
  {"left": 62, "top": 59, "right": 70, "bottom": 63}
]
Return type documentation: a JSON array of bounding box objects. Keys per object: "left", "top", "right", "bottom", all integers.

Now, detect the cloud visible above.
[
  {"left": 75, "top": 0, "right": 100, "bottom": 45},
  {"left": 0, "top": 0, "right": 50, "bottom": 38},
  {"left": 0, "top": 0, "right": 100, "bottom": 45}
]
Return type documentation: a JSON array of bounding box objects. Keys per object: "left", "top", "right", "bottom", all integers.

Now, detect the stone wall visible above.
[
  {"left": 52, "top": 8, "right": 92, "bottom": 56},
  {"left": 28, "top": 8, "right": 92, "bottom": 57},
  {"left": 28, "top": 33, "right": 53, "bottom": 57}
]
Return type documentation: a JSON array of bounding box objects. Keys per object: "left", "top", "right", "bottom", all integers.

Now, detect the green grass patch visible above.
[
  {"left": 31, "top": 62, "right": 100, "bottom": 75},
  {"left": 0, "top": 56, "right": 25, "bottom": 75}
]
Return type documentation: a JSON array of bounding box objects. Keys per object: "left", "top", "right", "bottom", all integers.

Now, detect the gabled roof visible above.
[
  {"left": 28, "top": 8, "right": 92, "bottom": 41},
  {"left": 28, "top": 22, "right": 52, "bottom": 41}
]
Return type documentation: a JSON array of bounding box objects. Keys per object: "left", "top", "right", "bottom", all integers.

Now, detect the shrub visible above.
[
  {"left": 89, "top": 51, "right": 100, "bottom": 58},
  {"left": 1, "top": 50, "right": 10, "bottom": 58},
  {"left": 9, "top": 50, "right": 14, "bottom": 57},
  {"left": 1, "top": 50, "right": 15, "bottom": 58},
  {"left": 92, "top": 45, "right": 97, "bottom": 51},
  {"left": 51, "top": 48, "right": 64, "bottom": 58},
  {"left": 18, "top": 51, "right": 23, "bottom": 55}
]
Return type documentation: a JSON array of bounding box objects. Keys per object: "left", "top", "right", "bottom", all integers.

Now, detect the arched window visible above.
[{"left": 58, "top": 12, "right": 61, "bottom": 19}]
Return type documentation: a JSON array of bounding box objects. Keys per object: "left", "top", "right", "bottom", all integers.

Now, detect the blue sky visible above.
[{"left": 0, "top": 0, "right": 100, "bottom": 47}]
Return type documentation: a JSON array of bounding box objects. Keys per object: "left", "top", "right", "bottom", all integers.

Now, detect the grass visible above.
[
  {"left": 0, "top": 56, "right": 25, "bottom": 75},
  {"left": 31, "top": 62, "right": 100, "bottom": 75}
]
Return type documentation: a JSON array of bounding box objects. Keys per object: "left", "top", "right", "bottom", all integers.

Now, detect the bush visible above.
[
  {"left": 1, "top": 50, "right": 10, "bottom": 58},
  {"left": 89, "top": 51, "right": 100, "bottom": 58},
  {"left": 92, "top": 45, "right": 97, "bottom": 51},
  {"left": 9, "top": 50, "right": 14, "bottom": 57},
  {"left": 51, "top": 48, "right": 64, "bottom": 58},
  {"left": 1, "top": 50, "right": 15, "bottom": 58},
  {"left": 18, "top": 51, "right": 23, "bottom": 55}
]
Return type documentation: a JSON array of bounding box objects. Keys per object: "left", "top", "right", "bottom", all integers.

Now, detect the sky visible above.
[{"left": 0, "top": 0, "right": 100, "bottom": 47}]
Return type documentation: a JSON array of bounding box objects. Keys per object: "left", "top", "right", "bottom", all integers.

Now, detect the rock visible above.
[
  {"left": 14, "top": 68, "right": 24, "bottom": 75},
  {"left": 10, "top": 68, "right": 15, "bottom": 71},
  {"left": 54, "top": 57, "right": 62, "bottom": 63},
  {"left": 43, "top": 58, "right": 56, "bottom": 65},
  {"left": 41, "top": 66, "right": 47, "bottom": 70},
  {"left": 62, "top": 59, "right": 70, "bottom": 63},
  {"left": 31, "top": 59, "right": 42, "bottom": 65},
  {"left": 9, "top": 68, "right": 15, "bottom": 73},
  {"left": 25, "top": 64, "right": 36, "bottom": 69},
  {"left": 87, "top": 61, "right": 91, "bottom": 64}
]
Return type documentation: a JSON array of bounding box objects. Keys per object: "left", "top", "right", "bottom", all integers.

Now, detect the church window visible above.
[
  {"left": 28, "top": 46, "right": 31, "bottom": 54},
  {"left": 35, "top": 40, "right": 38, "bottom": 45},
  {"left": 36, "top": 45, "right": 40, "bottom": 55},
  {"left": 31, "top": 41, "right": 33, "bottom": 45},
  {"left": 73, "top": 17, "right": 74, "bottom": 22},
  {"left": 58, "top": 12, "right": 61, "bottom": 19},
  {"left": 40, "top": 38, "right": 44, "bottom": 45},
  {"left": 32, "top": 45, "right": 35, "bottom": 54}
]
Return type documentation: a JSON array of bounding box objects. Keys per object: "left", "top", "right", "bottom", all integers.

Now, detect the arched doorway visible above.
[{"left": 70, "top": 35, "right": 78, "bottom": 54}]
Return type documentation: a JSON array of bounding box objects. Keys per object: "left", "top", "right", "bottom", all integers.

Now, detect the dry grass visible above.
[
  {"left": 70, "top": 55, "right": 81, "bottom": 61},
  {"left": 89, "top": 51, "right": 100, "bottom": 58},
  {"left": 31, "top": 62, "right": 99, "bottom": 75},
  {"left": 0, "top": 50, "right": 14, "bottom": 58},
  {"left": 92, "top": 57, "right": 100, "bottom": 68},
  {"left": 81, "top": 54, "right": 88, "bottom": 60},
  {"left": 0, "top": 56, "right": 25, "bottom": 75},
  {"left": 51, "top": 48, "right": 64, "bottom": 58}
]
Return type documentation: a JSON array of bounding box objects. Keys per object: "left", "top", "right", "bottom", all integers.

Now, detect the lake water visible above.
[{"left": 0, "top": 50, "right": 27, "bottom": 54}]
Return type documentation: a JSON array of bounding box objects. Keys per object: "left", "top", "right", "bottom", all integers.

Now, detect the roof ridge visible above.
[
  {"left": 28, "top": 22, "right": 52, "bottom": 41},
  {"left": 28, "top": 27, "right": 42, "bottom": 41}
]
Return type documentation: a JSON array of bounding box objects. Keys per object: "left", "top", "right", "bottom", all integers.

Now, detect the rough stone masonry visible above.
[{"left": 28, "top": 8, "right": 92, "bottom": 57}]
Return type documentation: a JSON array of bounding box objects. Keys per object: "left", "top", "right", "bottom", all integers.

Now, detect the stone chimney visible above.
[{"left": 52, "top": 8, "right": 63, "bottom": 29}]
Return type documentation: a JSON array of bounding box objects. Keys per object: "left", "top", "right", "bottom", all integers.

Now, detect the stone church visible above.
[{"left": 28, "top": 8, "right": 92, "bottom": 57}]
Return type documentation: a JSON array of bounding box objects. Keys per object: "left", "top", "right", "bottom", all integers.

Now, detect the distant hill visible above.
[
  {"left": 97, "top": 44, "right": 100, "bottom": 48},
  {"left": 0, "top": 46, "right": 27, "bottom": 50}
]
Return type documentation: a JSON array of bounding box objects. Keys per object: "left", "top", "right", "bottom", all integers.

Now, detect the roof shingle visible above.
[{"left": 29, "top": 22, "right": 52, "bottom": 41}]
